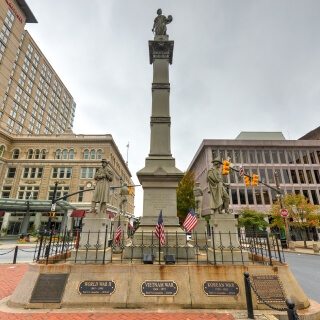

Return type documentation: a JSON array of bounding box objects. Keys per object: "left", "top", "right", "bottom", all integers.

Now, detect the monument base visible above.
[{"left": 8, "top": 263, "right": 310, "bottom": 311}]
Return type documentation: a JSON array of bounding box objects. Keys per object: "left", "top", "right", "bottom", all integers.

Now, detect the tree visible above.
[
  {"left": 269, "top": 193, "right": 320, "bottom": 248},
  {"left": 177, "top": 171, "right": 195, "bottom": 225},
  {"left": 237, "top": 207, "right": 269, "bottom": 237}
]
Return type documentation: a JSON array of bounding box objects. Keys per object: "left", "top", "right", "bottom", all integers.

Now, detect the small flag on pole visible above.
[
  {"left": 115, "top": 216, "right": 121, "bottom": 244},
  {"left": 183, "top": 208, "right": 198, "bottom": 233},
  {"left": 128, "top": 222, "right": 135, "bottom": 232},
  {"left": 155, "top": 210, "right": 165, "bottom": 246}
]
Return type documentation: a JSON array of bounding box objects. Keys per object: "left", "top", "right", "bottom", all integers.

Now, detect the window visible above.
[
  {"left": 283, "top": 170, "right": 291, "bottom": 184},
  {"left": 97, "top": 150, "right": 102, "bottom": 159},
  {"left": 271, "top": 151, "right": 278, "bottom": 164},
  {"left": 267, "top": 169, "right": 274, "bottom": 183},
  {"left": 310, "top": 151, "right": 316, "bottom": 164},
  {"left": 256, "top": 150, "right": 262, "bottom": 163},
  {"left": 311, "top": 190, "right": 319, "bottom": 205},
  {"left": 247, "top": 189, "right": 254, "bottom": 204},
  {"left": 239, "top": 189, "right": 246, "bottom": 204},
  {"left": 18, "top": 186, "right": 39, "bottom": 199},
  {"left": 301, "top": 150, "right": 309, "bottom": 164},
  {"left": 306, "top": 170, "right": 313, "bottom": 184},
  {"left": 0, "top": 145, "right": 4, "bottom": 157},
  {"left": 249, "top": 150, "right": 255, "bottom": 164},
  {"left": 7, "top": 167, "right": 16, "bottom": 178},
  {"left": 80, "top": 167, "right": 95, "bottom": 179},
  {"left": 69, "top": 149, "right": 74, "bottom": 159},
  {"left": 1, "top": 186, "right": 11, "bottom": 198},
  {"left": 255, "top": 190, "right": 262, "bottom": 205},
  {"left": 298, "top": 170, "right": 306, "bottom": 184},
  {"left": 23, "top": 167, "right": 43, "bottom": 179},
  {"left": 27, "top": 149, "right": 33, "bottom": 159},
  {"left": 314, "top": 170, "right": 320, "bottom": 184},
  {"left": 34, "top": 149, "right": 40, "bottom": 159},
  {"left": 41, "top": 150, "right": 47, "bottom": 159},
  {"left": 90, "top": 150, "right": 96, "bottom": 159},
  {"left": 78, "top": 186, "right": 85, "bottom": 202},
  {"left": 290, "top": 170, "right": 298, "bottom": 184},
  {"left": 55, "top": 149, "right": 61, "bottom": 159},
  {"left": 62, "top": 149, "right": 68, "bottom": 159},
  {"left": 83, "top": 149, "right": 89, "bottom": 159},
  {"left": 12, "top": 149, "right": 20, "bottom": 159},
  {"left": 263, "top": 190, "right": 270, "bottom": 205},
  {"left": 231, "top": 189, "right": 238, "bottom": 204},
  {"left": 241, "top": 150, "right": 248, "bottom": 163},
  {"left": 264, "top": 150, "right": 271, "bottom": 163},
  {"left": 279, "top": 150, "right": 286, "bottom": 164},
  {"left": 294, "top": 150, "right": 301, "bottom": 164},
  {"left": 48, "top": 186, "right": 69, "bottom": 201},
  {"left": 52, "top": 167, "right": 72, "bottom": 179}
]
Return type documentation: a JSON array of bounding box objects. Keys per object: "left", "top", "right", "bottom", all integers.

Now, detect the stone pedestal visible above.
[
  {"left": 207, "top": 213, "right": 248, "bottom": 265},
  {"left": 189, "top": 217, "right": 210, "bottom": 251},
  {"left": 70, "top": 211, "right": 112, "bottom": 263}
]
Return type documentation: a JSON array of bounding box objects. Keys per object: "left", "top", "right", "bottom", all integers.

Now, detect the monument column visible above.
[{"left": 136, "top": 34, "right": 184, "bottom": 229}]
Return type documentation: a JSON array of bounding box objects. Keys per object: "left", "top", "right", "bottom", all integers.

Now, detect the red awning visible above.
[
  {"left": 71, "top": 210, "right": 86, "bottom": 218},
  {"left": 107, "top": 211, "right": 115, "bottom": 218},
  {"left": 0, "top": 211, "right": 5, "bottom": 217}
]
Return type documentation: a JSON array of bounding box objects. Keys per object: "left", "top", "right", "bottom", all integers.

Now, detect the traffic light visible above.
[
  {"left": 49, "top": 211, "right": 56, "bottom": 218},
  {"left": 252, "top": 174, "right": 259, "bottom": 186},
  {"left": 221, "top": 160, "right": 231, "bottom": 175},
  {"left": 129, "top": 186, "right": 134, "bottom": 195},
  {"left": 244, "top": 176, "right": 251, "bottom": 186}
]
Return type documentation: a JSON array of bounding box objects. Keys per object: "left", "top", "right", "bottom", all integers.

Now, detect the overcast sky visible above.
[{"left": 26, "top": 1, "right": 320, "bottom": 216}]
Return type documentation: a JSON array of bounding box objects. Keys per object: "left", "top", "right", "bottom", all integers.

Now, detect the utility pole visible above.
[{"left": 274, "top": 172, "right": 291, "bottom": 246}]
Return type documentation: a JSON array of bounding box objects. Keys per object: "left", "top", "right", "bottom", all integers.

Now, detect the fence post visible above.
[
  {"left": 12, "top": 246, "right": 19, "bottom": 264},
  {"left": 244, "top": 272, "right": 254, "bottom": 319},
  {"left": 286, "top": 299, "right": 300, "bottom": 320},
  {"left": 265, "top": 232, "right": 273, "bottom": 266}
]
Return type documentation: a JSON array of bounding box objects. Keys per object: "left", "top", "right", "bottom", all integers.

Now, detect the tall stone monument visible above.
[{"left": 127, "top": 9, "right": 191, "bottom": 257}]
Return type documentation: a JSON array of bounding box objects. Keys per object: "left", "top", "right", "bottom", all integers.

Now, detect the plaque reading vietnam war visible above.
[
  {"left": 203, "top": 281, "right": 239, "bottom": 296},
  {"left": 30, "top": 274, "right": 68, "bottom": 303},
  {"left": 79, "top": 280, "right": 115, "bottom": 295},
  {"left": 141, "top": 280, "right": 178, "bottom": 296},
  {"left": 250, "top": 275, "right": 286, "bottom": 303}
]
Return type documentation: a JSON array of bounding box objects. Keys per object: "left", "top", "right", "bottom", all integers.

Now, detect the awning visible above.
[
  {"left": 107, "top": 211, "right": 115, "bottom": 218},
  {"left": 71, "top": 210, "right": 86, "bottom": 218},
  {"left": 0, "top": 211, "right": 4, "bottom": 217}
]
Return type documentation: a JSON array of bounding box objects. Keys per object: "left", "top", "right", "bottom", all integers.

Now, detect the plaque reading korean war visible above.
[
  {"left": 79, "top": 280, "right": 116, "bottom": 295},
  {"left": 250, "top": 275, "right": 286, "bottom": 303},
  {"left": 141, "top": 280, "right": 178, "bottom": 296},
  {"left": 30, "top": 274, "right": 68, "bottom": 303},
  {"left": 203, "top": 281, "right": 239, "bottom": 296}
]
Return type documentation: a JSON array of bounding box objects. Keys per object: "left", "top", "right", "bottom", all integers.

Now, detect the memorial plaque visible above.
[
  {"left": 250, "top": 275, "right": 286, "bottom": 303},
  {"left": 30, "top": 274, "right": 68, "bottom": 303},
  {"left": 203, "top": 281, "right": 239, "bottom": 296},
  {"left": 141, "top": 280, "right": 178, "bottom": 296},
  {"left": 79, "top": 280, "right": 115, "bottom": 295}
]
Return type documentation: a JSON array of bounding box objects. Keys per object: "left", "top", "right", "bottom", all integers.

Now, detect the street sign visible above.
[
  {"left": 280, "top": 209, "right": 288, "bottom": 217},
  {"left": 51, "top": 203, "right": 56, "bottom": 212},
  {"left": 239, "top": 167, "right": 244, "bottom": 177}
]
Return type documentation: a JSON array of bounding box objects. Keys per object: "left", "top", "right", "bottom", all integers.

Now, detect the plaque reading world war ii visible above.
[
  {"left": 203, "top": 281, "right": 239, "bottom": 296},
  {"left": 30, "top": 274, "right": 68, "bottom": 303},
  {"left": 250, "top": 275, "right": 286, "bottom": 303},
  {"left": 141, "top": 280, "right": 178, "bottom": 296},
  {"left": 79, "top": 280, "right": 116, "bottom": 295}
]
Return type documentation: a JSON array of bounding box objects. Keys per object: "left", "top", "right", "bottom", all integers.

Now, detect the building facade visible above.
[
  {"left": 1, "top": 0, "right": 76, "bottom": 136},
  {"left": 188, "top": 132, "right": 320, "bottom": 218},
  {"left": 0, "top": 129, "right": 134, "bottom": 235}
]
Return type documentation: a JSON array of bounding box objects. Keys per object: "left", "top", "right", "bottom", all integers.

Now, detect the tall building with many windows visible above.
[
  {"left": 0, "top": 0, "right": 76, "bottom": 135},
  {"left": 0, "top": 129, "right": 134, "bottom": 234},
  {"left": 188, "top": 132, "right": 320, "bottom": 217}
]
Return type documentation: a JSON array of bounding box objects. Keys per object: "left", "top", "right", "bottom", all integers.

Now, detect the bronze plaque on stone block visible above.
[
  {"left": 78, "top": 280, "right": 116, "bottom": 295},
  {"left": 141, "top": 280, "right": 178, "bottom": 296},
  {"left": 250, "top": 275, "right": 286, "bottom": 303},
  {"left": 203, "top": 281, "right": 240, "bottom": 296},
  {"left": 30, "top": 274, "right": 68, "bottom": 303}
]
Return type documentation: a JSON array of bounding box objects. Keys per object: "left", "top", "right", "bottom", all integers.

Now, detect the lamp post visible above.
[{"left": 47, "top": 180, "right": 59, "bottom": 231}]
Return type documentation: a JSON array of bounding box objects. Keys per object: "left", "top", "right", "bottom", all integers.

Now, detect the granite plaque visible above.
[
  {"left": 141, "top": 280, "right": 178, "bottom": 296},
  {"left": 203, "top": 281, "right": 240, "bottom": 296},
  {"left": 250, "top": 275, "right": 286, "bottom": 303},
  {"left": 79, "top": 280, "right": 115, "bottom": 295},
  {"left": 30, "top": 274, "right": 68, "bottom": 303}
]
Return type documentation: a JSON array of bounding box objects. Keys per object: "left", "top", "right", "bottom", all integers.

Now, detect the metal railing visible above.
[{"left": 32, "top": 227, "right": 285, "bottom": 265}]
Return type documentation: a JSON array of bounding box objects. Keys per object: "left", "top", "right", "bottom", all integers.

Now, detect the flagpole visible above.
[{"left": 158, "top": 228, "right": 161, "bottom": 265}]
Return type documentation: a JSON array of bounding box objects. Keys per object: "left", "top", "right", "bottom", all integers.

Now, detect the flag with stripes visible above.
[
  {"left": 183, "top": 208, "right": 198, "bottom": 233},
  {"left": 115, "top": 216, "right": 121, "bottom": 244},
  {"left": 128, "top": 222, "right": 135, "bottom": 232},
  {"left": 155, "top": 210, "right": 165, "bottom": 246}
]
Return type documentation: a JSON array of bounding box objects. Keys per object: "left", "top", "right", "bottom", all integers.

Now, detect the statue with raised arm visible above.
[
  {"left": 89, "top": 159, "right": 114, "bottom": 214},
  {"left": 152, "top": 8, "right": 173, "bottom": 35},
  {"left": 118, "top": 183, "right": 129, "bottom": 216},
  {"left": 193, "top": 182, "right": 203, "bottom": 217},
  {"left": 207, "top": 158, "right": 231, "bottom": 214}
]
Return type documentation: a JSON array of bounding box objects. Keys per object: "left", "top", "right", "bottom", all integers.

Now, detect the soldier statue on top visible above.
[{"left": 152, "top": 8, "right": 173, "bottom": 35}]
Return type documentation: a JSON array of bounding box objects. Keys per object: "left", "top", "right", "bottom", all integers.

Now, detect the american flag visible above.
[
  {"left": 155, "top": 210, "right": 165, "bottom": 246},
  {"left": 183, "top": 208, "right": 198, "bottom": 233},
  {"left": 128, "top": 222, "right": 135, "bottom": 232},
  {"left": 115, "top": 216, "right": 121, "bottom": 244}
]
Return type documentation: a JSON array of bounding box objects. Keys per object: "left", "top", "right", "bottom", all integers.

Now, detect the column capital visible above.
[{"left": 149, "top": 40, "right": 174, "bottom": 65}]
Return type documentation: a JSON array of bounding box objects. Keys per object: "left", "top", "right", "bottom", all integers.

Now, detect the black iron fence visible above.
[{"left": 31, "top": 227, "right": 285, "bottom": 265}]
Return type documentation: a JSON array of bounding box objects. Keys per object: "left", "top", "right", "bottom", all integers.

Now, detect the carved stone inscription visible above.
[
  {"left": 141, "top": 280, "right": 178, "bottom": 296},
  {"left": 203, "top": 281, "right": 239, "bottom": 296},
  {"left": 30, "top": 274, "right": 68, "bottom": 303},
  {"left": 144, "top": 190, "right": 176, "bottom": 211},
  {"left": 250, "top": 275, "right": 286, "bottom": 303},
  {"left": 79, "top": 280, "right": 115, "bottom": 295}
]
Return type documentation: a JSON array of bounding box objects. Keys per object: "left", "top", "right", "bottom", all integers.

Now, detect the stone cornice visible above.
[{"left": 149, "top": 40, "right": 174, "bottom": 64}]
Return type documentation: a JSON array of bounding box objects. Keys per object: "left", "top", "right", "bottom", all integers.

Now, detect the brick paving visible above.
[{"left": 0, "top": 264, "right": 236, "bottom": 320}]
